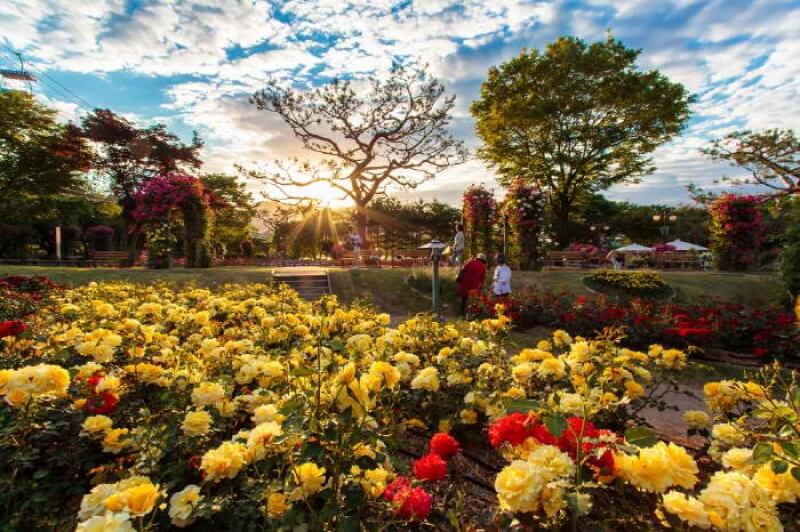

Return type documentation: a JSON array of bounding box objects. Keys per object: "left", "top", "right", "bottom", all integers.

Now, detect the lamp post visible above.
[
  {"left": 418, "top": 239, "right": 447, "bottom": 319},
  {"left": 653, "top": 212, "right": 678, "bottom": 237}
]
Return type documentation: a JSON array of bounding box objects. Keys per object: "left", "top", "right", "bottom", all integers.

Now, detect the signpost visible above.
[{"left": 418, "top": 239, "right": 447, "bottom": 319}]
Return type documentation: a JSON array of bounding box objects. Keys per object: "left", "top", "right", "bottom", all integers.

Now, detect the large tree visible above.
[
  {"left": 81, "top": 109, "right": 203, "bottom": 255},
  {"left": 471, "top": 36, "right": 693, "bottom": 246},
  {"left": 704, "top": 129, "right": 799, "bottom": 197},
  {"left": 200, "top": 173, "right": 256, "bottom": 256},
  {"left": 0, "top": 90, "right": 93, "bottom": 216},
  {"left": 244, "top": 62, "right": 468, "bottom": 240}
]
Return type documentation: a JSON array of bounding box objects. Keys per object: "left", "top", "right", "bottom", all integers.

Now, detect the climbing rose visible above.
[
  {"left": 413, "top": 453, "right": 448, "bottom": 482},
  {"left": 430, "top": 433, "right": 461, "bottom": 459}
]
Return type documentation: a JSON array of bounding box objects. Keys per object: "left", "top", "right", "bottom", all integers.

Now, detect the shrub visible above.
[
  {"left": 709, "top": 194, "right": 763, "bottom": 271},
  {"left": 586, "top": 270, "right": 672, "bottom": 298}
]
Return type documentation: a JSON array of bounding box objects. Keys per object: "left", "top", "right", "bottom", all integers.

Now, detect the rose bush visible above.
[{"left": 0, "top": 280, "right": 796, "bottom": 530}]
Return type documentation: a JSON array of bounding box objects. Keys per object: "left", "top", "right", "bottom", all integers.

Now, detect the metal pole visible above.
[
  {"left": 55, "top": 226, "right": 62, "bottom": 262},
  {"left": 432, "top": 254, "right": 441, "bottom": 319}
]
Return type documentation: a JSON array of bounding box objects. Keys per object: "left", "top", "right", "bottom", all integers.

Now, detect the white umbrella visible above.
[
  {"left": 666, "top": 239, "right": 708, "bottom": 251},
  {"left": 614, "top": 243, "right": 653, "bottom": 252}
]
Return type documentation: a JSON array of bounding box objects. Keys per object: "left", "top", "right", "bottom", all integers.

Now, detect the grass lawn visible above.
[
  {"left": 0, "top": 265, "right": 274, "bottom": 286},
  {"left": 0, "top": 264, "right": 788, "bottom": 312}
]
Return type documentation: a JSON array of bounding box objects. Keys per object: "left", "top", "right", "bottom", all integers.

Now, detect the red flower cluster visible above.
[
  {"left": 384, "top": 433, "right": 462, "bottom": 521},
  {"left": 382, "top": 477, "right": 432, "bottom": 520},
  {"left": 412, "top": 453, "right": 447, "bottom": 482},
  {"left": 0, "top": 320, "right": 27, "bottom": 338},
  {"left": 488, "top": 414, "right": 617, "bottom": 477},
  {"left": 430, "top": 432, "right": 461, "bottom": 459},
  {"left": 84, "top": 373, "right": 119, "bottom": 415}
]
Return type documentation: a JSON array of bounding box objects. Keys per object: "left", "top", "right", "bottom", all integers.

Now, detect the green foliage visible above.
[
  {"left": 471, "top": 36, "right": 693, "bottom": 245},
  {"left": 200, "top": 174, "right": 256, "bottom": 257},
  {"left": 586, "top": 270, "right": 672, "bottom": 299},
  {"left": 780, "top": 198, "right": 800, "bottom": 297}
]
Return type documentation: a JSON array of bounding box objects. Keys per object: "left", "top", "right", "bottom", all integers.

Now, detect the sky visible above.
[{"left": 1, "top": 0, "right": 799, "bottom": 206}]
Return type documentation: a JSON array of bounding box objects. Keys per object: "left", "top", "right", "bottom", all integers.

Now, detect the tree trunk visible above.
[{"left": 552, "top": 197, "right": 574, "bottom": 249}]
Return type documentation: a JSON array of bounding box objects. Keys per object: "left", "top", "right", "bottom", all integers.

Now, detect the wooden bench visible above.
[
  {"left": 90, "top": 251, "right": 133, "bottom": 267},
  {"left": 337, "top": 249, "right": 381, "bottom": 267},
  {"left": 655, "top": 251, "right": 701, "bottom": 269},
  {"left": 545, "top": 251, "right": 587, "bottom": 267}
]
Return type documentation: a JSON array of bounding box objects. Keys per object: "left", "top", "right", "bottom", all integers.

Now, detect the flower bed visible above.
[
  {"left": 0, "top": 282, "right": 797, "bottom": 530},
  {"left": 585, "top": 269, "right": 672, "bottom": 299},
  {"left": 0, "top": 274, "right": 61, "bottom": 321},
  {"left": 469, "top": 290, "right": 800, "bottom": 362}
]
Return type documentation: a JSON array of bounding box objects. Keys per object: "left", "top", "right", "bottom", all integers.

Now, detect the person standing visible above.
[
  {"left": 492, "top": 253, "right": 512, "bottom": 298},
  {"left": 456, "top": 253, "right": 487, "bottom": 316},
  {"left": 347, "top": 225, "right": 362, "bottom": 259},
  {"left": 451, "top": 223, "right": 465, "bottom": 266}
]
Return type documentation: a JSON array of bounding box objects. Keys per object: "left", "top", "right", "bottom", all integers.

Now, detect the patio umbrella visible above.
[
  {"left": 614, "top": 243, "right": 653, "bottom": 252},
  {"left": 666, "top": 239, "right": 708, "bottom": 251}
]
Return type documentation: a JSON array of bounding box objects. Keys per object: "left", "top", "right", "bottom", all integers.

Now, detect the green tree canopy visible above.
[
  {"left": 0, "top": 90, "right": 93, "bottom": 208},
  {"left": 471, "top": 36, "right": 693, "bottom": 246},
  {"left": 200, "top": 173, "right": 256, "bottom": 255}
]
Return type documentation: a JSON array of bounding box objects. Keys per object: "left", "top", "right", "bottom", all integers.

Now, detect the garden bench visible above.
[
  {"left": 656, "top": 252, "right": 701, "bottom": 269},
  {"left": 545, "top": 251, "right": 586, "bottom": 267},
  {"left": 90, "top": 251, "right": 133, "bottom": 267}
]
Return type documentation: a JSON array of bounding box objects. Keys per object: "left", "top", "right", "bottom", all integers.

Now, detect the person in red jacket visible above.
[{"left": 457, "top": 253, "right": 487, "bottom": 316}]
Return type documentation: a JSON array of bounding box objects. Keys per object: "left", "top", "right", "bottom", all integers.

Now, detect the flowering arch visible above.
[
  {"left": 708, "top": 194, "right": 763, "bottom": 271},
  {"left": 462, "top": 184, "right": 496, "bottom": 258},
  {"left": 502, "top": 179, "right": 545, "bottom": 270},
  {"left": 133, "top": 174, "right": 217, "bottom": 268}
]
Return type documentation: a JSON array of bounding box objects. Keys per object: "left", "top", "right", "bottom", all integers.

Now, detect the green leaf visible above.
[
  {"left": 791, "top": 467, "right": 800, "bottom": 483},
  {"left": 624, "top": 426, "right": 659, "bottom": 448},
  {"left": 771, "top": 460, "right": 789, "bottom": 474},
  {"left": 779, "top": 441, "right": 799, "bottom": 459},
  {"left": 505, "top": 399, "right": 540, "bottom": 414},
  {"left": 543, "top": 413, "right": 567, "bottom": 438},
  {"left": 337, "top": 516, "right": 359, "bottom": 532},
  {"left": 753, "top": 442, "right": 774, "bottom": 463}
]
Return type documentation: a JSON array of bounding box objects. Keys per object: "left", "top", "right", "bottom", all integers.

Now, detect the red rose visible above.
[
  {"left": 413, "top": 453, "right": 447, "bottom": 482},
  {"left": 430, "top": 433, "right": 460, "bottom": 459},
  {"left": 86, "top": 392, "right": 119, "bottom": 415},
  {"left": 531, "top": 423, "right": 558, "bottom": 446},
  {"left": 397, "top": 487, "right": 432, "bottom": 520},
  {"left": 488, "top": 412, "right": 538, "bottom": 448},
  {"left": 383, "top": 476, "right": 412, "bottom": 502},
  {"left": 86, "top": 373, "right": 104, "bottom": 389},
  {"left": 0, "top": 320, "right": 27, "bottom": 338}
]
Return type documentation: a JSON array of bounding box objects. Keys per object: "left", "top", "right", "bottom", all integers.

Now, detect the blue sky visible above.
[{"left": 2, "top": 0, "right": 798, "bottom": 206}]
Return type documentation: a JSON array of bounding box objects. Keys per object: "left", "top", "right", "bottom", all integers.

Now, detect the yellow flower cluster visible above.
[
  {"left": 495, "top": 445, "right": 574, "bottom": 516},
  {"left": 0, "top": 364, "right": 70, "bottom": 406},
  {"left": 615, "top": 442, "right": 699, "bottom": 493},
  {"left": 77, "top": 476, "right": 161, "bottom": 529},
  {"left": 663, "top": 471, "right": 782, "bottom": 531}
]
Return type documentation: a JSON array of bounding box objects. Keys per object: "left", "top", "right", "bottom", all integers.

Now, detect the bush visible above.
[
  {"left": 585, "top": 269, "right": 672, "bottom": 299},
  {"left": 780, "top": 198, "right": 800, "bottom": 297},
  {"left": 1, "top": 281, "right": 796, "bottom": 530}
]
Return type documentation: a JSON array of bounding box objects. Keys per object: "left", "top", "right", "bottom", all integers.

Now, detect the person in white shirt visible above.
[
  {"left": 492, "top": 253, "right": 512, "bottom": 297},
  {"left": 451, "top": 223, "right": 465, "bottom": 266},
  {"left": 347, "top": 225, "right": 362, "bottom": 259}
]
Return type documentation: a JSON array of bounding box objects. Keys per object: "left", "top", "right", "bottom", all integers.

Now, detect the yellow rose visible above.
[
  {"left": 662, "top": 491, "right": 710, "bottom": 529},
  {"left": 683, "top": 410, "right": 710, "bottom": 430},
  {"left": 191, "top": 382, "right": 226, "bottom": 407},
  {"left": 460, "top": 409, "right": 478, "bottom": 424},
  {"left": 495, "top": 460, "right": 546, "bottom": 513},
  {"left": 182, "top": 410, "right": 213, "bottom": 437},
  {"left": 169, "top": 484, "right": 202, "bottom": 527},
  {"left": 102, "top": 428, "right": 132, "bottom": 454},
  {"left": 262, "top": 491, "right": 288, "bottom": 518},
  {"left": 410, "top": 367, "right": 440, "bottom": 392},
  {"left": 200, "top": 442, "right": 247, "bottom": 482},
  {"left": 81, "top": 415, "right": 113, "bottom": 439},
  {"left": 292, "top": 462, "right": 326, "bottom": 498}
]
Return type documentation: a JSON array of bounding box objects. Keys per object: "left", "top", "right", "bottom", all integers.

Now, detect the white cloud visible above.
[{"left": 6, "top": 0, "right": 800, "bottom": 205}]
